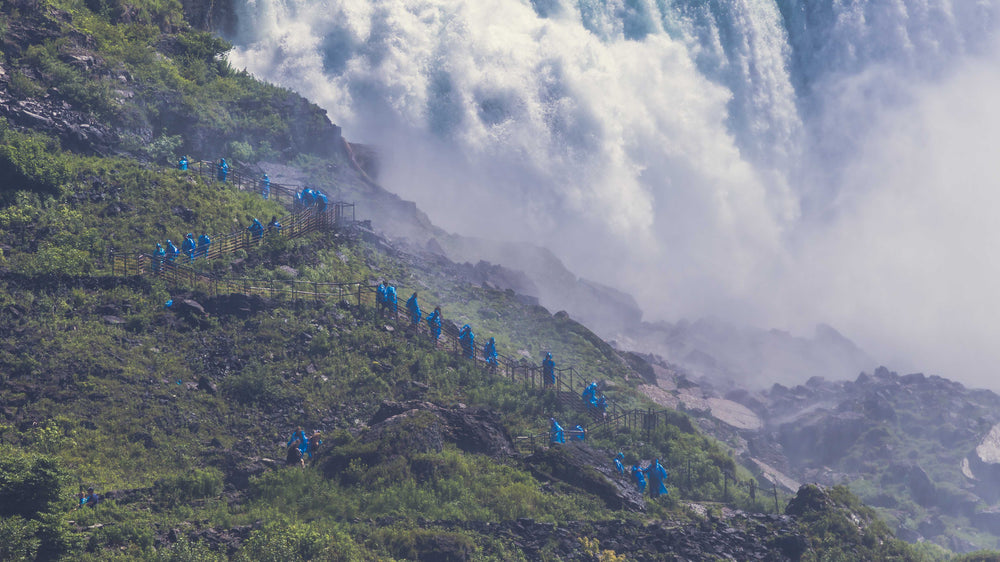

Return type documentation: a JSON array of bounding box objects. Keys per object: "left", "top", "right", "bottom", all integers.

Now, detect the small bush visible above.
[
  {"left": 154, "top": 468, "right": 223, "bottom": 506},
  {"left": 0, "top": 516, "right": 40, "bottom": 561},
  {"left": 0, "top": 450, "right": 67, "bottom": 518}
]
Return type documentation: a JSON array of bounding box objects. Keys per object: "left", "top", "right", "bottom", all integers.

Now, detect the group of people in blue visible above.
[
  {"left": 297, "top": 187, "right": 329, "bottom": 212},
  {"left": 624, "top": 457, "right": 668, "bottom": 498},
  {"left": 154, "top": 232, "right": 211, "bottom": 271},
  {"left": 380, "top": 283, "right": 507, "bottom": 372},
  {"left": 286, "top": 427, "right": 322, "bottom": 467},
  {"left": 549, "top": 418, "right": 586, "bottom": 443},
  {"left": 377, "top": 280, "right": 398, "bottom": 315},
  {"left": 77, "top": 487, "right": 100, "bottom": 509},
  {"left": 581, "top": 381, "right": 608, "bottom": 418}
]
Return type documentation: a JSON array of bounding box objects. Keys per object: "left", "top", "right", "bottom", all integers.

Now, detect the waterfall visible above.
[{"left": 228, "top": 0, "right": 1000, "bottom": 386}]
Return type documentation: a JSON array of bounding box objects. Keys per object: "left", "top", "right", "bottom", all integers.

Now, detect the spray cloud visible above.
[{"left": 228, "top": 0, "right": 1000, "bottom": 388}]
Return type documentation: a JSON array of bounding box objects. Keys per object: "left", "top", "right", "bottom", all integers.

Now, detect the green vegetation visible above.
[{"left": 0, "top": 0, "right": 994, "bottom": 559}]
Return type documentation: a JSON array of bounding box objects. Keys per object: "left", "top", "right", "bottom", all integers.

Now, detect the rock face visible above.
[
  {"left": 647, "top": 363, "right": 1000, "bottom": 551},
  {"left": 367, "top": 400, "right": 516, "bottom": 458},
  {"left": 526, "top": 443, "right": 646, "bottom": 512}
]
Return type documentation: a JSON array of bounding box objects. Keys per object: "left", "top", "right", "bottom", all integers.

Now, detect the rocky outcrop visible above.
[
  {"left": 368, "top": 400, "right": 516, "bottom": 458},
  {"left": 525, "top": 443, "right": 645, "bottom": 512}
]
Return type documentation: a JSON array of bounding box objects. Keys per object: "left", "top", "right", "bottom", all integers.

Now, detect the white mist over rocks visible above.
[{"left": 228, "top": 0, "right": 1000, "bottom": 389}]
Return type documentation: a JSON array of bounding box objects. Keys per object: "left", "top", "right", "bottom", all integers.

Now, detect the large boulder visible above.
[
  {"left": 368, "top": 400, "right": 516, "bottom": 458},
  {"left": 525, "top": 443, "right": 645, "bottom": 512}
]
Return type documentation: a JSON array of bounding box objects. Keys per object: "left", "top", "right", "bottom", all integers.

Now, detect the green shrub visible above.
[
  {"left": 0, "top": 449, "right": 67, "bottom": 519},
  {"left": 154, "top": 468, "right": 223, "bottom": 506},
  {"left": 0, "top": 121, "right": 71, "bottom": 200},
  {"left": 234, "top": 521, "right": 365, "bottom": 562},
  {"left": 376, "top": 526, "right": 476, "bottom": 562},
  {"left": 155, "top": 537, "right": 226, "bottom": 562},
  {"left": 0, "top": 516, "right": 40, "bottom": 561},
  {"left": 8, "top": 71, "right": 43, "bottom": 98}
]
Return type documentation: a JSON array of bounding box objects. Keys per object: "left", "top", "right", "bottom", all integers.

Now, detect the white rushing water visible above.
[{"left": 228, "top": 0, "right": 1000, "bottom": 387}]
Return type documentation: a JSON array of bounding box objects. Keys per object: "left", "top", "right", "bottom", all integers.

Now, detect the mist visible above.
[{"left": 227, "top": 0, "right": 1000, "bottom": 389}]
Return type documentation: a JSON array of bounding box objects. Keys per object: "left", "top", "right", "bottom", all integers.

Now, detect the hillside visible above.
[{"left": 0, "top": 1, "right": 995, "bottom": 561}]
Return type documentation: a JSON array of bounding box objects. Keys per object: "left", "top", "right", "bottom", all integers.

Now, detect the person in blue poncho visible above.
[
  {"left": 181, "top": 233, "right": 196, "bottom": 262},
  {"left": 573, "top": 424, "right": 586, "bottom": 441},
  {"left": 542, "top": 352, "right": 555, "bottom": 386},
  {"left": 178, "top": 155, "right": 188, "bottom": 171},
  {"left": 483, "top": 337, "right": 498, "bottom": 370},
  {"left": 376, "top": 280, "right": 388, "bottom": 314},
  {"left": 595, "top": 394, "right": 608, "bottom": 420},
  {"left": 645, "top": 458, "right": 668, "bottom": 497},
  {"left": 267, "top": 215, "right": 282, "bottom": 234},
  {"left": 406, "top": 292, "right": 421, "bottom": 329},
  {"left": 459, "top": 324, "right": 475, "bottom": 359},
  {"left": 549, "top": 418, "right": 565, "bottom": 444},
  {"left": 631, "top": 463, "right": 647, "bottom": 493},
  {"left": 582, "top": 381, "right": 598, "bottom": 406},
  {"left": 248, "top": 217, "right": 264, "bottom": 241},
  {"left": 198, "top": 234, "right": 211, "bottom": 259},
  {"left": 385, "top": 283, "right": 398, "bottom": 315},
  {"left": 261, "top": 173, "right": 270, "bottom": 199},
  {"left": 426, "top": 306, "right": 442, "bottom": 341},
  {"left": 614, "top": 452, "right": 625, "bottom": 474},
  {"left": 217, "top": 158, "right": 229, "bottom": 182},
  {"left": 286, "top": 427, "right": 309, "bottom": 463},
  {"left": 298, "top": 188, "right": 315, "bottom": 208},
  {"left": 79, "top": 487, "right": 100, "bottom": 508},
  {"left": 153, "top": 243, "right": 165, "bottom": 273},
  {"left": 315, "top": 190, "right": 328, "bottom": 212},
  {"left": 165, "top": 239, "right": 179, "bottom": 263}
]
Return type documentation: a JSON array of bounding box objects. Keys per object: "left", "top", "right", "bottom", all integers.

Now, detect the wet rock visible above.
[
  {"left": 368, "top": 400, "right": 516, "bottom": 458},
  {"left": 525, "top": 444, "right": 645, "bottom": 512}
]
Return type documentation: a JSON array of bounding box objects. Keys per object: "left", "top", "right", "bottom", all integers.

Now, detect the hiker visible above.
[
  {"left": 267, "top": 215, "right": 282, "bottom": 234},
  {"left": 217, "top": 158, "right": 229, "bottom": 182},
  {"left": 645, "top": 458, "right": 668, "bottom": 497},
  {"left": 459, "top": 324, "right": 475, "bottom": 359},
  {"left": 631, "top": 464, "right": 647, "bottom": 493},
  {"left": 287, "top": 427, "right": 309, "bottom": 458},
  {"left": 542, "top": 353, "right": 555, "bottom": 386},
  {"left": 165, "top": 239, "right": 180, "bottom": 263},
  {"left": 426, "top": 306, "right": 442, "bottom": 340},
  {"left": 377, "top": 280, "right": 388, "bottom": 314},
  {"left": 181, "top": 233, "right": 197, "bottom": 262},
  {"left": 298, "top": 188, "right": 315, "bottom": 208},
  {"left": 153, "top": 243, "right": 165, "bottom": 273},
  {"left": 483, "top": 337, "right": 498, "bottom": 369},
  {"left": 286, "top": 443, "right": 304, "bottom": 468},
  {"left": 595, "top": 394, "right": 608, "bottom": 419},
  {"left": 749, "top": 478, "right": 757, "bottom": 503},
  {"left": 79, "top": 487, "right": 99, "bottom": 508},
  {"left": 614, "top": 452, "right": 625, "bottom": 474},
  {"left": 582, "top": 381, "right": 598, "bottom": 406},
  {"left": 573, "top": 424, "right": 586, "bottom": 441},
  {"left": 307, "top": 431, "right": 323, "bottom": 460},
  {"left": 315, "top": 190, "right": 328, "bottom": 212},
  {"left": 178, "top": 155, "right": 188, "bottom": 171},
  {"left": 198, "top": 233, "right": 211, "bottom": 259},
  {"left": 549, "top": 418, "right": 565, "bottom": 444},
  {"left": 386, "top": 283, "right": 398, "bottom": 315},
  {"left": 261, "top": 173, "right": 270, "bottom": 200},
  {"left": 406, "top": 292, "right": 421, "bottom": 329},
  {"left": 248, "top": 217, "right": 264, "bottom": 241}
]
